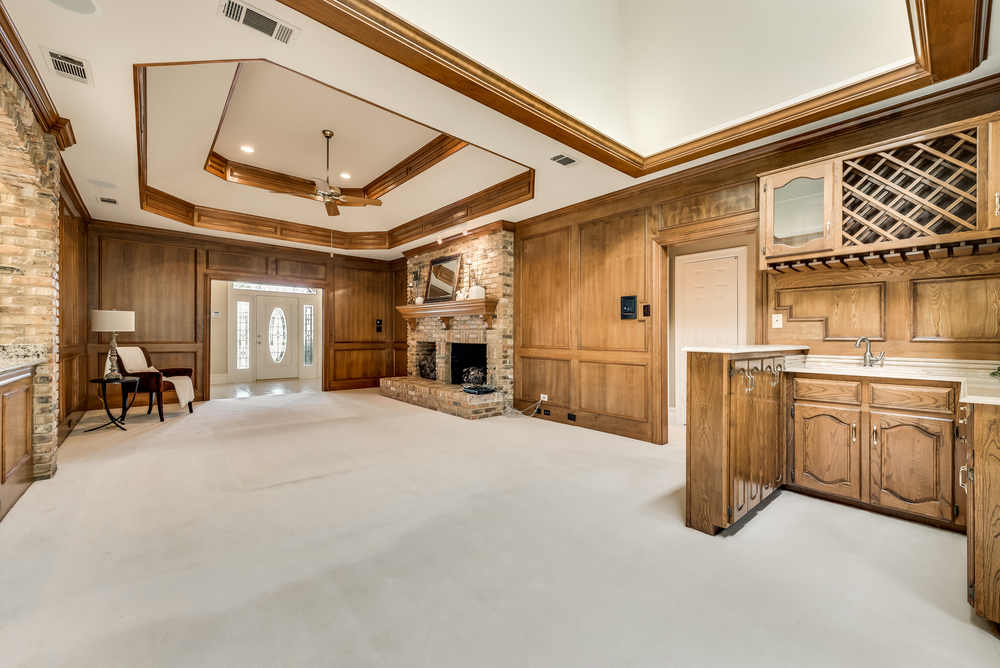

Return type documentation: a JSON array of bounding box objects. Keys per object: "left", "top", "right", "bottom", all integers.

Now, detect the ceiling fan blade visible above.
[
  {"left": 339, "top": 195, "right": 382, "bottom": 207},
  {"left": 325, "top": 201, "right": 340, "bottom": 217}
]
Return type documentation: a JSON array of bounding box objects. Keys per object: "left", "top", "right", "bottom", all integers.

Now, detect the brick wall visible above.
[
  {"left": 0, "top": 63, "right": 61, "bottom": 478},
  {"left": 405, "top": 229, "right": 514, "bottom": 397}
]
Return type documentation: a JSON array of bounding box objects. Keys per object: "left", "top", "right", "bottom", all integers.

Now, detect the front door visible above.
[
  {"left": 256, "top": 296, "right": 298, "bottom": 380},
  {"left": 675, "top": 250, "right": 743, "bottom": 424}
]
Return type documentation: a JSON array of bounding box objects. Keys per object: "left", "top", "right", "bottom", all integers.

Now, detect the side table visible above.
[{"left": 88, "top": 377, "right": 140, "bottom": 431}]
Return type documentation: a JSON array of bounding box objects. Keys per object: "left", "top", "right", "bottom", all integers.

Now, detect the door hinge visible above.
[
  {"left": 969, "top": 584, "right": 975, "bottom": 601},
  {"left": 954, "top": 504, "right": 960, "bottom": 518},
  {"left": 791, "top": 469, "right": 795, "bottom": 483},
  {"left": 791, "top": 407, "right": 795, "bottom": 418},
  {"left": 954, "top": 425, "right": 960, "bottom": 438},
  {"left": 727, "top": 506, "right": 733, "bottom": 520},
  {"left": 729, "top": 366, "right": 734, "bottom": 377}
]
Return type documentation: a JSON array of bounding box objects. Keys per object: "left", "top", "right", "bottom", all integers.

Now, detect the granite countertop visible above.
[
  {"left": 682, "top": 345, "right": 810, "bottom": 354},
  {"left": 0, "top": 344, "right": 47, "bottom": 374},
  {"left": 783, "top": 354, "right": 1000, "bottom": 405}
]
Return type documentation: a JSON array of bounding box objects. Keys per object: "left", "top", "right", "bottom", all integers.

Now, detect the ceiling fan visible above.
[{"left": 269, "top": 129, "right": 382, "bottom": 216}]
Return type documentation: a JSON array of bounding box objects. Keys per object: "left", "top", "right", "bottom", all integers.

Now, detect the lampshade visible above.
[{"left": 91, "top": 310, "right": 135, "bottom": 332}]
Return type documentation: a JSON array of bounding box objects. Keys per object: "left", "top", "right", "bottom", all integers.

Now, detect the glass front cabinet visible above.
[{"left": 761, "top": 162, "right": 839, "bottom": 258}]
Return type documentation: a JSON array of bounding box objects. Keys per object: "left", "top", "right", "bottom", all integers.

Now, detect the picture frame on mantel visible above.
[{"left": 424, "top": 254, "right": 462, "bottom": 303}]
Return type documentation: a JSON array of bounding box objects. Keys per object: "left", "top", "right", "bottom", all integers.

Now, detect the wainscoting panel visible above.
[
  {"left": 276, "top": 258, "right": 327, "bottom": 282},
  {"left": 518, "top": 228, "right": 571, "bottom": 349},
  {"left": 333, "top": 267, "right": 388, "bottom": 344},
  {"left": 659, "top": 181, "right": 757, "bottom": 230},
  {"left": 206, "top": 250, "right": 268, "bottom": 276},
  {"left": 517, "top": 357, "right": 571, "bottom": 407},
  {"left": 334, "top": 349, "right": 386, "bottom": 381},
  {"left": 578, "top": 211, "right": 647, "bottom": 351},
  {"left": 578, "top": 361, "right": 647, "bottom": 421}
]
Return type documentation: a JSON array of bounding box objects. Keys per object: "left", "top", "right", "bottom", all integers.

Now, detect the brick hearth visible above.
[{"left": 379, "top": 376, "right": 502, "bottom": 420}]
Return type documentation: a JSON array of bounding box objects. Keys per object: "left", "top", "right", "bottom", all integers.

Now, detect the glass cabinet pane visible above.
[{"left": 773, "top": 177, "right": 825, "bottom": 248}]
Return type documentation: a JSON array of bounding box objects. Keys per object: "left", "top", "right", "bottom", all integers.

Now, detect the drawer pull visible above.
[
  {"left": 873, "top": 424, "right": 878, "bottom": 446},
  {"left": 960, "top": 465, "right": 968, "bottom": 493},
  {"left": 852, "top": 421, "right": 856, "bottom": 442},
  {"left": 771, "top": 363, "right": 782, "bottom": 387}
]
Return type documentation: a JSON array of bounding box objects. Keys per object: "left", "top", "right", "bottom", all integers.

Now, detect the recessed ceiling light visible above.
[
  {"left": 87, "top": 179, "right": 119, "bottom": 189},
  {"left": 47, "top": 0, "right": 101, "bottom": 16},
  {"left": 340, "top": 173, "right": 350, "bottom": 179},
  {"left": 241, "top": 146, "right": 254, "bottom": 153}
]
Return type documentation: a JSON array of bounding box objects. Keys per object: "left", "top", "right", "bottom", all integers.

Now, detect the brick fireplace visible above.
[{"left": 380, "top": 224, "right": 513, "bottom": 420}]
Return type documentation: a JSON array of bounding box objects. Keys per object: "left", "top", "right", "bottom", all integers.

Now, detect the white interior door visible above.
[
  {"left": 256, "top": 296, "right": 299, "bottom": 380},
  {"left": 674, "top": 249, "right": 745, "bottom": 425}
]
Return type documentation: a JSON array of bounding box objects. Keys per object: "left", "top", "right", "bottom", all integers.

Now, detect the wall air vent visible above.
[
  {"left": 550, "top": 154, "right": 580, "bottom": 167},
  {"left": 96, "top": 196, "right": 118, "bottom": 205},
  {"left": 40, "top": 47, "right": 93, "bottom": 86},
  {"left": 218, "top": 0, "right": 300, "bottom": 45}
]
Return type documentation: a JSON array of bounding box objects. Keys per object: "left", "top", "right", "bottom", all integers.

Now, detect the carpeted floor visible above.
[{"left": 0, "top": 389, "right": 996, "bottom": 667}]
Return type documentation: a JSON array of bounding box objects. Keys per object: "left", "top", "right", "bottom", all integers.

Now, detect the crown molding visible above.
[
  {"left": 277, "top": 0, "right": 992, "bottom": 177},
  {"left": 363, "top": 133, "right": 467, "bottom": 199},
  {"left": 0, "top": 1, "right": 75, "bottom": 149}
]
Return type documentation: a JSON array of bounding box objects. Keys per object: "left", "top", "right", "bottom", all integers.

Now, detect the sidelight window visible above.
[
  {"left": 303, "top": 305, "right": 314, "bottom": 366},
  {"left": 236, "top": 301, "right": 250, "bottom": 369}
]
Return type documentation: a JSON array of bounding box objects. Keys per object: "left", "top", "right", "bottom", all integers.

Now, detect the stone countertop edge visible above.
[
  {"left": 681, "top": 345, "right": 810, "bottom": 354},
  {"left": 783, "top": 354, "right": 1000, "bottom": 406},
  {"left": 0, "top": 360, "right": 43, "bottom": 375}
]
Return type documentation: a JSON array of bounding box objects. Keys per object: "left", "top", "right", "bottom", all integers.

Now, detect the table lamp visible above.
[{"left": 92, "top": 310, "right": 135, "bottom": 380}]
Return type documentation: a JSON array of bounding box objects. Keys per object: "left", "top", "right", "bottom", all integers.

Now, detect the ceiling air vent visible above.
[
  {"left": 96, "top": 196, "right": 118, "bottom": 205},
  {"left": 40, "top": 48, "right": 93, "bottom": 85},
  {"left": 550, "top": 154, "right": 580, "bottom": 167},
  {"left": 218, "top": 0, "right": 300, "bottom": 45}
]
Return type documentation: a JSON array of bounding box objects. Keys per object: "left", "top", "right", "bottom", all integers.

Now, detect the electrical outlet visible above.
[
  {"left": 540, "top": 393, "right": 548, "bottom": 402},
  {"left": 543, "top": 409, "right": 550, "bottom": 416},
  {"left": 568, "top": 413, "right": 576, "bottom": 421},
  {"left": 771, "top": 314, "right": 783, "bottom": 328}
]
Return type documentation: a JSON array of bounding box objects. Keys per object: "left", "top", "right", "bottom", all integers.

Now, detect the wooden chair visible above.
[{"left": 119, "top": 347, "right": 194, "bottom": 422}]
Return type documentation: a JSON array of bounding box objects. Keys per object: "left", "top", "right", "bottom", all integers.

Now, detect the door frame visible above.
[{"left": 672, "top": 246, "right": 747, "bottom": 428}]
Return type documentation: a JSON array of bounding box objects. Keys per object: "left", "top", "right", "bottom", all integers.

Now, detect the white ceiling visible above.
[
  {"left": 146, "top": 60, "right": 525, "bottom": 232},
  {"left": 7, "top": 0, "right": 1000, "bottom": 259},
  {"left": 376, "top": 0, "right": 915, "bottom": 154}
]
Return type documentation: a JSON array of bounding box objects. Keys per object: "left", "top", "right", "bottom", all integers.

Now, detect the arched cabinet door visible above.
[
  {"left": 793, "top": 404, "right": 862, "bottom": 500},
  {"left": 869, "top": 412, "right": 954, "bottom": 520}
]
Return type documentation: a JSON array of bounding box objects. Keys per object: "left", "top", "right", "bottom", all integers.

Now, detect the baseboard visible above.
[{"left": 210, "top": 374, "right": 229, "bottom": 385}]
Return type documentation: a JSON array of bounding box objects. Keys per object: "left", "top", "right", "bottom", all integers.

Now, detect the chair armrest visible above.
[
  {"left": 159, "top": 368, "right": 193, "bottom": 378},
  {"left": 123, "top": 371, "right": 162, "bottom": 392}
]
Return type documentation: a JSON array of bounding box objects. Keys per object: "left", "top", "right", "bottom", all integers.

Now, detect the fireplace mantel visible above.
[{"left": 396, "top": 298, "right": 499, "bottom": 330}]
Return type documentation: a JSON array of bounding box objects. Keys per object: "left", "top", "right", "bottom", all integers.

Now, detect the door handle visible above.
[
  {"left": 746, "top": 369, "right": 755, "bottom": 393},
  {"left": 873, "top": 424, "right": 878, "bottom": 446},
  {"left": 852, "top": 422, "right": 856, "bottom": 442},
  {"left": 959, "top": 465, "right": 968, "bottom": 493}
]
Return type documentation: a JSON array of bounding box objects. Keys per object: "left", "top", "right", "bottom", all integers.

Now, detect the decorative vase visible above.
[
  {"left": 415, "top": 296, "right": 424, "bottom": 305},
  {"left": 469, "top": 285, "right": 486, "bottom": 300}
]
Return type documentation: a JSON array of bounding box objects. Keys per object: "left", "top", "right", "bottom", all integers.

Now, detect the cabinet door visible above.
[
  {"left": 989, "top": 121, "right": 1000, "bottom": 230},
  {"left": 760, "top": 357, "right": 785, "bottom": 497},
  {"left": 793, "top": 404, "right": 862, "bottom": 500},
  {"left": 763, "top": 162, "right": 838, "bottom": 258},
  {"left": 870, "top": 412, "right": 954, "bottom": 521},
  {"left": 729, "top": 363, "right": 756, "bottom": 525}
]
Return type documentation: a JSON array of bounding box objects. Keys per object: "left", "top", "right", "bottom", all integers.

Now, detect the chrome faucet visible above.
[{"left": 855, "top": 337, "right": 885, "bottom": 367}]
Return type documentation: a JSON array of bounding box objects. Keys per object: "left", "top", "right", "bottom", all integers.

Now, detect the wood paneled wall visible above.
[
  {"left": 390, "top": 258, "right": 408, "bottom": 377},
  {"left": 85, "top": 221, "right": 396, "bottom": 408},
  {"left": 58, "top": 201, "right": 88, "bottom": 442},
  {"left": 515, "top": 209, "right": 660, "bottom": 442},
  {"left": 514, "top": 71, "right": 1000, "bottom": 444}
]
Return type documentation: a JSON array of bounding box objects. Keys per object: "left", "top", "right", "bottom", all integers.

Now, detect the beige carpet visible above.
[{"left": 0, "top": 389, "right": 996, "bottom": 667}]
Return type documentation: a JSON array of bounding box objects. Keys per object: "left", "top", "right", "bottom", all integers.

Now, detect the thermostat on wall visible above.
[{"left": 212, "top": 311, "right": 221, "bottom": 318}]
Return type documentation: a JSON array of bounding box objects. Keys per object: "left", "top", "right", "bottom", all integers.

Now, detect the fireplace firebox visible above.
[{"left": 451, "top": 343, "right": 487, "bottom": 385}]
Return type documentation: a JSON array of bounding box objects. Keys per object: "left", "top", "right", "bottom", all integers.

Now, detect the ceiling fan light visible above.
[{"left": 241, "top": 146, "right": 254, "bottom": 153}]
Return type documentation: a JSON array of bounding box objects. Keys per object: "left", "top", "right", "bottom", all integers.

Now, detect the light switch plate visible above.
[{"left": 771, "top": 314, "right": 783, "bottom": 328}]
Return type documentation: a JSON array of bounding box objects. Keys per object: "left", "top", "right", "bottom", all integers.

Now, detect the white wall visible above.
[{"left": 210, "top": 281, "right": 323, "bottom": 383}]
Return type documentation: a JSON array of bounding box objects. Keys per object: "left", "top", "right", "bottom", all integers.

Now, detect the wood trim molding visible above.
[
  {"left": 134, "top": 64, "right": 532, "bottom": 251},
  {"left": 516, "top": 70, "right": 1000, "bottom": 232},
  {"left": 363, "top": 133, "right": 467, "bottom": 199},
  {"left": 277, "top": 0, "right": 991, "bottom": 177},
  {"left": 0, "top": 2, "right": 75, "bottom": 149},
  {"left": 402, "top": 219, "right": 515, "bottom": 257}
]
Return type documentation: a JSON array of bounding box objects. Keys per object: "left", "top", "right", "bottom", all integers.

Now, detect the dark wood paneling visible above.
[
  {"left": 971, "top": 404, "right": 1000, "bottom": 623},
  {"left": 0, "top": 369, "right": 32, "bottom": 521},
  {"left": 58, "top": 201, "right": 88, "bottom": 441},
  {"left": 275, "top": 258, "right": 327, "bottom": 282},
  {"left": 775, "top": 283, "right": 885, "bottom": 342},
  {"left": 333, "top": 267, "right": 387, "bottom": 343},
  {"left": 578, "top": 211, "right": 647, "bottom": 351},
  {"left": 686, "top": 352, "right": 728, "bottom": 534},
  {"left": 519, "top": 229, "right": 571, "bottom": 349},
  {"left": 334, "top": 349, "right": 385, "bottom": 380},
  {"left": 207, "top": 250, "right": 267, "bottom": 276},
  {"left": 98, "top": 238, "right": 197, "bottom": 343},
  {"left": 391, "top": 264, "right": 408, "bottom": 344},
  {"left": 517, "top": 357, "right": 570, "bottom": 407},
  {"left": 659, "top": 181, "right": 757, "bottom": 229},
  {"left": 911, "top": 275, "right": 1000, "bottom": 341}
]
